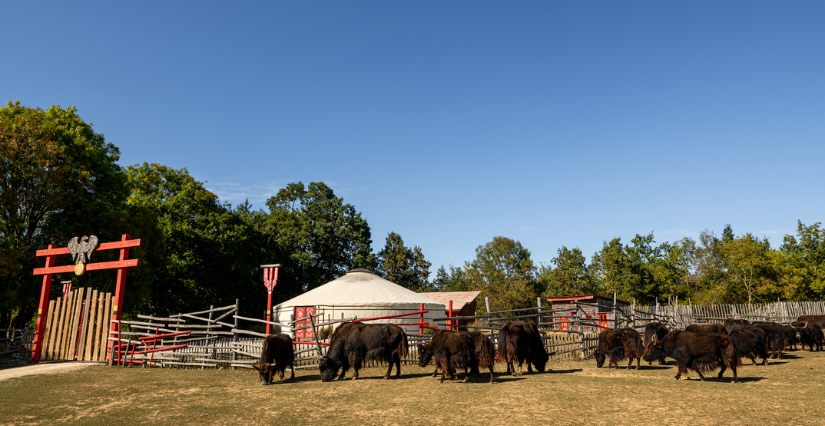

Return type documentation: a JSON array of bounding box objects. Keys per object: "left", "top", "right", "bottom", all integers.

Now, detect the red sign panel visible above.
[
  {"left": 294, "top": 306, "right": 316, "bottom": 340},
  {"left": 598, "top": 313, "right": 608, "bottom": 328}
]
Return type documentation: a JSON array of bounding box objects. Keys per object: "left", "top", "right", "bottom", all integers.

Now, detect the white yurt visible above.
[{"left": 273, "top": 269, "right": 445, "bottom": 337}]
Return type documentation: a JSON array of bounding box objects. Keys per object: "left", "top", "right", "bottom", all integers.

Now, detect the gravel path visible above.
[{"left": 0, "top": 362, "right": 97, "bottom": 382}]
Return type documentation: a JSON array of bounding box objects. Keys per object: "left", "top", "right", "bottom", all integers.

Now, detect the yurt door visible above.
[{"left": 293, "top": 306, "right": 317, "bottom": 340}]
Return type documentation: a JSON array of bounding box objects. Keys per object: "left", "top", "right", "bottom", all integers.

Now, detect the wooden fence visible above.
[
  {"left": 55, "top": 297, "right": 825, "bottom": 371},
  {"left": 0, "top": 328, "right": 33, "bottom": 369},
  {"left": 40, "top": 287, "right": 113, "bottom": 362}
]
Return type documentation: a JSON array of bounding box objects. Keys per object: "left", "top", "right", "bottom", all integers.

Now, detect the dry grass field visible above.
[{"left": 1, "top": 349, "right": 824, "bottom": 425}]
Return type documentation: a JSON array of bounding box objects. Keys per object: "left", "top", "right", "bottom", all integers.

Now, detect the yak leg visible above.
[
  {"left": 338, "top": 366, "right": 348, "bottom": 380},
  {"left": 395, "top": 354, "right": 402, "bottom": 377},
  {"left": 636, "top": 357, "right": 641, "bottom": 370},
  {"left": 289, "top": 362, "right": 295, "bottom": 379},
  {"left": 695, "top": 369, "right": 706, "bottom": 381},
  {"left": 432, "top": 366, "right": 440, "bottom": 377},
  {"left": 674, "top": 365, "right": 684, "bottom": 380},
  {"left": 626, "top": 357, "right": 633, "bottom": 370},
  {"left": 749, "top": 356, "right": 756, "bottom": 365},
  {"left": 716, "top": 363, "right": 726, "bottom": 381},
  {"left": 488, "top": 366, "right": 495, "bottom": 384},
  {"left": 383, "top": 361, "right": 393, "bottom": 380}
]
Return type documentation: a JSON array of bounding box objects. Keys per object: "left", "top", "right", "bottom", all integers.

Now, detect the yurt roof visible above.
[{"left": 275, "top": 270, "right": 445, "bottom": 308}]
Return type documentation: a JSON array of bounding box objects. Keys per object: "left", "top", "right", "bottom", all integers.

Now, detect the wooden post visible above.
[
  {"left": 232, "top": 298, "right": 239, "bottom": 369},
  {"left": 537, "top": 297, "right": 543, "bottom": 332},
  {"left": 108, "top": 235, "right": 131, "bottom": 360},
  {"left": 31, "top": 245, "right": 56, "bottom": 363},
  {"left": 308, "top": 313, "right": 323, "bottom": 357},
  {"left": 485, "top": 297, "right": 493, "bottom": 337}
]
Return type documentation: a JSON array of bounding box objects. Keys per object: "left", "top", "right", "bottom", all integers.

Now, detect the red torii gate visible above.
[{"left": 31, "top": 234, "right": 140, "bottom": 363}]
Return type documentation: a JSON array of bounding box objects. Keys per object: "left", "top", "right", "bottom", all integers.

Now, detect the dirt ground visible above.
[
  {"left": 1, "top": 349, "right": 824, "bottom": 425},
  {"left": 0, "top": 362, "right": 95, "bottom": 382}
]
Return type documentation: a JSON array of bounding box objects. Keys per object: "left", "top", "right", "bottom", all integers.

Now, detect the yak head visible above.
[
  {"left": 642, "top": 342, "right": 667, "bottom": 364},
  {"left": 594, "top": 348, "right": 606, "bottom": 368},
  {"left": 417, "top": 343, "right": 434, "bottom": 368},
  {"left": 318, "top": 356, "right": 341, "bottom": 382},
  {"left": 251, "top": 363, "right": 275, "bottom": 385}
]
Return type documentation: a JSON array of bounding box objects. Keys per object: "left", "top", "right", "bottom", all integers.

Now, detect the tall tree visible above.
[
  {"left": 722, "top": 233, "right": 776, "bottom": 303},
  {"left": 376, "top": 232, "right": 432, "bottom": 291},
  {"left": 540, "top": 246, "right": 595, "bottom": 298},
  {"left": 464, "top": 236, "right": 537, "bottom": 313},
  {"left": 589, "top": 238, "right": 629, "bottom": 297},
  {"left": 263, "top": 182, "right": 375, "bottom": 299},
  {"left": 781, "top": 221, "right": 825, "bottom": 300},
  {"left": 432, "top": 265, "right": 469, "bottom": 292},
  {"left": 125, "top": 163, "right": 267, "bottom": 316},
  {"left": 0, "top": 101, "right": 128, "bottom": 328}
]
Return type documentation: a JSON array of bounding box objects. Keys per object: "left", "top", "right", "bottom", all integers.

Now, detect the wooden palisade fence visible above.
[
  {"left": 40, "top": 287, "right": 113, "bottom": 362},
  {"left": 0, "top": 328, "right": 33, "bottom": 368}
]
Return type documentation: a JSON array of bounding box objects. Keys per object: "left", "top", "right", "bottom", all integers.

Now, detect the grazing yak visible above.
[
  {"left": 251, "top": 334, "right": 295, "bottom": 385},
  {"left": 497, "top": 320, "right": 549, "bottom": 375},
  {"left": 418, "top": 330, "right": 495, "bottom": 383},
  {"left": 728, "top": 326, "right": 769, "bottom": 365},
  {"left": 751, "top": 322, "right": 792, "bottom": 358},
  {"left": 723, "top": 318, "right": 751, "bottom": 334},
  {"left": 792, "top": 322, "right": 824, "bottom": 352},
  {"left": 685, "top": 323, "right": 726, "bottom": 334},
  {"left": 642, "top": 330, "right": 742, "bottom": 383},
  {"left": 643, "top": 322, "right": 669, "bottom": 365},
  {"left": 594, "top": 328, "right": 644, "bottom": 370},
  {"left": 318, "top": 322, "right": 409, "bottom": 382}
]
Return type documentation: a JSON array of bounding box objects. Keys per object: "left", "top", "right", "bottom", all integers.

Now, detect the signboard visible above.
[{"left": 294, "top": 306, "right": 316, "bottom": 340}]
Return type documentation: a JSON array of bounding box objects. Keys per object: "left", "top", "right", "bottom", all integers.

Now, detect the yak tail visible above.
[
  {"left": 477, "top": 338, "right": 496, "bottom": 369},
  {"left": 723, "top": 341, "right": 742, "bottom": 368},
  {"left": 399, "top": 329, "right": 409, "bottom": 359},
  {"left": 497, "top": 324, "right": 510, "bottom": 362}
]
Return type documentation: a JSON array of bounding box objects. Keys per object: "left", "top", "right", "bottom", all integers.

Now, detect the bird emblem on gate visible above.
[{"left": 68, "top": 235, "right": 99, "bottom": 275}]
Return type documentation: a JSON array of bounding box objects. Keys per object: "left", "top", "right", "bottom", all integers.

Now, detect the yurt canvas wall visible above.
[{"left": 273, "top": 270, "right": 445, "bottom": 336}]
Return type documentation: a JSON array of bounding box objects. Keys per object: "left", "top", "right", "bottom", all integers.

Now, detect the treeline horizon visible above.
[{"left": 2, "top": 102, "right": 824, "bottom": 329}]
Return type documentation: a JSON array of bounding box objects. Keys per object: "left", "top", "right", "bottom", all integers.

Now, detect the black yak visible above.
[
  {"left": 418, "top": 330, "right": 495, "bottom": 383},
  {"left": 251, "top": 334, "right": 295, "bottom": 385},
  {"left": 793, "top": 322, "right": 824, "bottom": 352},
  {"left": 728, "top": 326, "right": 769, "bottom": 365},
  {"left": 643, "top": 322, "right": 669, "bottom": 365},
  {"left": 318, "top": 322, "right": 409, "bottom": 382},
  {"left": 497, "top": 320, "right": 549, "bottom": 375},
  {"left": 643, "top": 330, "right": 741, "bottom": 383},
  {"left": 751, "top": 322, "right": 791, "bottom": 358},
  {"left": 594, "top": 328, "right": 644, "bottom": 370}
]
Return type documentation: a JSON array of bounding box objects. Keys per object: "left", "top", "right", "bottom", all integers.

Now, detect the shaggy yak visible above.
[
  {"left": 751, "top": 322, "right": 792, "bottom": 358},
  {"left": 685, "top": 323, "right": 726, "bottom": 334},
  {"left": 318, "top": 322, "right": 409, "bottom": 382},
  {"left": 642, "top": 322, "right": 669, "bottom": 365},
  {"left": 497, "top": 320, "right": 549, "bottom": 375},
  {"left": 728, "top": 326, "right": 769, "bottom": 365},
  {"left": 792, "top": 322, "right": 824, "bottom": 352},
  {"left": 594, "top": 328, "right": 644, "bottom": 370},
  {"left": 797, "top": 315, "right": 825, "bottom": 330},
  {"left": 418, "top": 330, "right": 495, "bottom": 383},
  {"left": 251, "top": 334, "right": 295, "bottom": 385},
  {"left": 642, "top": 330, "right": 742, "bottom": 383}
]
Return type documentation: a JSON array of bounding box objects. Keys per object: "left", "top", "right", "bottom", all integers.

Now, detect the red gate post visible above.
[
  {"left": 419, "top": 303, "right": 424, "bottom": 334},
  {"left": 448, "top": 300, "right": 453, "bottom": 331},
  {"left": 108, "top": 235, "right": 132, "bottom": 360},
  {"left": 31, "top": 245, "right": 56, "bottom": 364},
  {"left": 261, "top": 264, "right": 280, "bottom": 334}
]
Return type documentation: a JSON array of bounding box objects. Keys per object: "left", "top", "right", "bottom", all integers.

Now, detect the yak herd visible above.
[{"left": 251, "top": 314, "right": 825, "bottom": 385}]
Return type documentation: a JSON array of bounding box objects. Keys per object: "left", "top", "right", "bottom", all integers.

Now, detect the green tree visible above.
[
  {"left": 590, "top": 238, "right": 629, "bottom": 297},
  {"left": 376, "top": 232, "right": 432, "bottom": 291},
  {"left": 262, "top": 182, "right": 375, "bottom": 299},
  {"left": 539, "top": 246, "right": 595, "bottom": 298},
  {"left": 722, "top": 233, "right": 777, "bottom": 303},
  {"left": 464, "top": 236, "right": 537, "bottom": 313},
  {"left": 125, "top": 163, "right": 267, "bottom": 316},
  {"left": 432, "top": 265, "right": 469, "bottom": 292},
  {"left": 0, "top": 101, "right": 128, "bottom": 328},
  {"left": 781, "top": 221, "right": 825, "bottom": 300}
]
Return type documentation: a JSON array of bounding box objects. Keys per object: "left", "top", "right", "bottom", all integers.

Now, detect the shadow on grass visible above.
[{"left": 549, "top": 369, "right": 583, "bottom": 374}]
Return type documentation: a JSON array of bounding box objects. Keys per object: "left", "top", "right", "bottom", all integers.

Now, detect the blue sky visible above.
[{"left": 4, "top": 1, "right": 824, "bottom": 271}]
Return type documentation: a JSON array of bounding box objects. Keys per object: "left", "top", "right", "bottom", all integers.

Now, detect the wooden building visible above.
[
  {"left": 546, "top": 295, "right": 631, "bottom": 332},
  {"left": 418, "top": 291, "right": 481, "bottom": 330}
]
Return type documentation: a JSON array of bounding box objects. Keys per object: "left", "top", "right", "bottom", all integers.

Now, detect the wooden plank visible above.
[
  {"left": 83, "top": 290, "right": 99, "bottom": 361},
  {"left": 66, "top": 288, "right": 84, "bottom": 360},
  {"left": 36, "top": 239, "right": 142, "bottom": 256},
  {"left": 96, "top": 293, "right": 111, "bottom": 362},
  {"left": 77, "top": 288, "right": 93, "bottom": 360},
  {"left": 91, "top": 293, "right": 103, "bottom": 362},
  {"left": 33, "top": 259, "right": 139, "bottom": 276},
  {"left": 56, "top": 290, "right": 73, "bottom": 360},
  {"left": 40, "top": 300, "right": 55, "bottom": 361}
]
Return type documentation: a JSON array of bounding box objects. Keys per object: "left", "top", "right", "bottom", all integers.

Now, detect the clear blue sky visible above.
[{"left": 4, "top": 2, "right": 824, "bottom": 271}]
